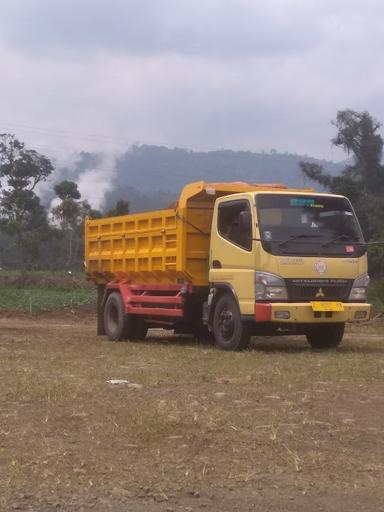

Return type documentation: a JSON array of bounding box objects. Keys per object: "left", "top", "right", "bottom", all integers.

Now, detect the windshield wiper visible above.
[
  {"left": 278, "top": 234, "right": 321, "bottom": 247},
  {"left": 321, "top": 234, "right": 359, "bottom": 248}
]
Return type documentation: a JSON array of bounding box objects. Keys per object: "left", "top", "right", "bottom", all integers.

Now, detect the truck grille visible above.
[{"left": 285, "top": 278, "right": 353, "bottom": 302}]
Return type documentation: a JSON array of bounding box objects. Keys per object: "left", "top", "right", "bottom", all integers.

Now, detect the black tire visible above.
[
  {"left": 213, "top": 293, "right": 251, "bottom": 351},
  {"left": 306, "top": 323, "right": 345, "bottom": 349},
  {"left": 129, "top": 316, "right": 148, "bottom": 341},
  {"left": 104, "top": 292, "right": 134, "bottom": 341}
]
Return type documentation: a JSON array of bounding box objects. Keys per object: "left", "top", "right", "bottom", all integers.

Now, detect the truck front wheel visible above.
[
  {"left": 213, "top": 294, "right": 251, "bottom": 351},
  {"left": 104, "top": 292, "right": 133, "bottom": 341},
  {"left": 306, "top": 323, "right": 345, "bottom": 349}
]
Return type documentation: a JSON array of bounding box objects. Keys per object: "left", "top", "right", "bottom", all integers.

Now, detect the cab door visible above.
[{"left": 209, "top": 198, "right": 256, "bottom": 315}]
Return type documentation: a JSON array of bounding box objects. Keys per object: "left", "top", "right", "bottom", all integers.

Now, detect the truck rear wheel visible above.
[
  {"left": 213, "top": 294, "right": 251, "bottom": 351},
  {"left": 306, "top": 323, "right": 345, "bottom": 349},
  {"left": 104, "top": 292, "right": 133, "bottom": 341}
]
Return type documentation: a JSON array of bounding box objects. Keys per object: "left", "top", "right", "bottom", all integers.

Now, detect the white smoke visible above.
[
  {"left": 36, "top": 152, "right": 82, "bottom": 207},
  {"left": 76, "top": 152, "right": 119, "bottom": 211},
  {"left": 38, "top": 149, "right": 125, "bottom": 215}
]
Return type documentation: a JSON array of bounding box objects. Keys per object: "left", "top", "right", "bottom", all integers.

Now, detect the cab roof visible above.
[{"left": 177, "top": 181, "right": 316, "bottom": 208}]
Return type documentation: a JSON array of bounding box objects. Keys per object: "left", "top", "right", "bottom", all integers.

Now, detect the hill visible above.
[
  {"left": 52, "top": 145, "right": 344, "bottom": 213},
  {"left": 105, "top": 145, "right": 343, "bottom": 211}
]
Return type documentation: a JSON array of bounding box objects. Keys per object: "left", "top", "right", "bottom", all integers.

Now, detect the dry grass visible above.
[{"left": 0, "top": 314, "right": 384, "bottom": 510}]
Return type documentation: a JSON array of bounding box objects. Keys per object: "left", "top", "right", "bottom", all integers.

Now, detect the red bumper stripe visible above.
[{"left": 255, "top": 303, "right": 272, "bottom": 322}]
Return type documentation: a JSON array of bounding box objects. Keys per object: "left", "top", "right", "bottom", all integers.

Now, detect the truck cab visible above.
[{"left": 208, "top": 190, "right": 371, "bottom": 349}]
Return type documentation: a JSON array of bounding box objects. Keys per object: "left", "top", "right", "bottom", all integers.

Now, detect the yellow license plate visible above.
[{"left": 311, "top": 301, "right": 344, "bottom": 312}]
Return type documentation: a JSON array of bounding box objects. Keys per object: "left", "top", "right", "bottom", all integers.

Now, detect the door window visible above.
[{"left": 218, "top": 200, "right": 252, "bottom": 251}]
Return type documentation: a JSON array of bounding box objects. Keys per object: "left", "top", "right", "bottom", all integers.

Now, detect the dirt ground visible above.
[{"left": 0, "top": 312, "right": 384, "bottom": 512}]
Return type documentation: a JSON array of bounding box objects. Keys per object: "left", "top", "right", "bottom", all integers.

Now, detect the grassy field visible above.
[
  {"left": 0, "top": 271, "right": 96, "bottom": 313},
  {"left": 0, "top": 270, "right": 383, "bottom": 510},
  {"left": 0, "top": 312, "right": 383, "bottom": 511}
]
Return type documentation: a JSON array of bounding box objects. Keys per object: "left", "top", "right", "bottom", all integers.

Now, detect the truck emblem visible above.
[
  {"left": 314, "top": 261, "right": 327, "bottom": 274},
  {"left": 316, "top": 288, "right": 325, "bottom": 298}
]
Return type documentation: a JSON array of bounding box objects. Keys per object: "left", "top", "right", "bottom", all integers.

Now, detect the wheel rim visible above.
[{"left": 218, "top": 306, "right": 235, "bottom": 340}]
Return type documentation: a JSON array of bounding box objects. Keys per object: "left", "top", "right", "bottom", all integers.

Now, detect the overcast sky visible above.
[{"left": 1, "top": 0, "right": 384, "bottom": 164}]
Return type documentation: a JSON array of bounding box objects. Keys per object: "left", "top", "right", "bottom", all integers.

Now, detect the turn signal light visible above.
[
  {"left": 274, "top": 311, "right": 290, "bottom": 320},
  {"left": 354, "top": 311, "right": 367, "bottom": 320}
]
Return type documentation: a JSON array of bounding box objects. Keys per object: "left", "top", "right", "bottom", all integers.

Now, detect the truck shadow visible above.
[
  {"left": 143, "top": 333, "right": 209, "bottom": 348},
  {"left": 143, "top": 333, "right": 309, "bottom": 353},
  {"left": 250, "top": 337, "right": 308, "bottom": 353},
  {"left": 143, "top": 332, "right": 384, "bottom": 354},
  {"left": 250, "top": 338, "right": 384, "bottom": 354}
]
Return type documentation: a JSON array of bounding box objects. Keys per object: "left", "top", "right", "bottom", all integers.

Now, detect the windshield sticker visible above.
[
  {"left": 345, "top": 245, "right": 354, "bottom": 253},
  {"left": 290, "top": 198, "right": 324, "bottom": 208}
]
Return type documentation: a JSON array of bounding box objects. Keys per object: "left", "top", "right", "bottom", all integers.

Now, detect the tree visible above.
[
  {"left": 51, "top": 180, "right": 84, "bottom": 267},
  {"left": 54, "top": 179, "right": 81, "bottom": 201},
  {"left": 0, "top": 134, "right": 53, "bottom": 191},
  {"left": 51, "top": 181, "right": 102, "bottom": 268},
  {"left": 0, "top": 134, "right": 53, "bottom": 268},
  {"left": 81, "top": 201, "right": 102, "bottom": 219},
  {"left": 52, "top": 181, "right": 82, "bottom": 230},
  {"left": 105, "top": 199, "right": 130, "bottom": 217},
  {"left": 300, "top": 110, "right": 384, "bottom": 275}
]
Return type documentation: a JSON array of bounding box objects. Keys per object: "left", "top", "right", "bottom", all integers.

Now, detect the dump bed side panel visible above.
[{"left": 85, "top": 208, "right": 187, "bottom": 284}]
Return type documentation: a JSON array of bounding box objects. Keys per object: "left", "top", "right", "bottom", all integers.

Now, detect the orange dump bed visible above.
[{"left": 84, "top": 181, "right": 312, "bottom": 286}]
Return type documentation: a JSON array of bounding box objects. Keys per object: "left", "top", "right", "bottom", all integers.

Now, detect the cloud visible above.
[
  {"left": 1, "top": 0, "right": 384, "bottom": 165},
  {"left": 0, "top": 0, "right": 331, "bottom": 58}
]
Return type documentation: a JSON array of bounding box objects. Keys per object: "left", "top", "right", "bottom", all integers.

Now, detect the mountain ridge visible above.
[
  {"left": 50, "top": 144, "right": 345, "bottom": 213},
  {"left": 104, "top": 145, "right": 344, "bottom": 212}
]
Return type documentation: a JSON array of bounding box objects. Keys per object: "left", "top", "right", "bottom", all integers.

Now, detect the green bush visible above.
[
  {"left": 368, "top": 278, "right": 384, "bottom": 313},
  {"left": 0, "top": 271, "right": 96, "bottom": 312}
]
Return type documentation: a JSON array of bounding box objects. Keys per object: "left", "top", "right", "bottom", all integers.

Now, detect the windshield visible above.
[{"left": 256, "top": 193, "right": 366, "bottom": 257}]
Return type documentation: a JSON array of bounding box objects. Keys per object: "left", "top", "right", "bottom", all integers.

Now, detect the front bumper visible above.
[{"left": 255, "top": 302, "right": 372, "bottom": 323}]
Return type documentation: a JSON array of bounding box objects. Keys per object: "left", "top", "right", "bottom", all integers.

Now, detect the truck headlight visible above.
[
  {"left": 348, "top": 273, "right": 370, "bottom": 301},
  {"left": 255, "top": 271, "right": 288, "bottom": 301}
]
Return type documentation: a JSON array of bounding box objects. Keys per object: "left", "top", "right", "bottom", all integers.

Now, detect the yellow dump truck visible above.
[{"left": 85, "top": 181, "right": 372, "bottom": 350}]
